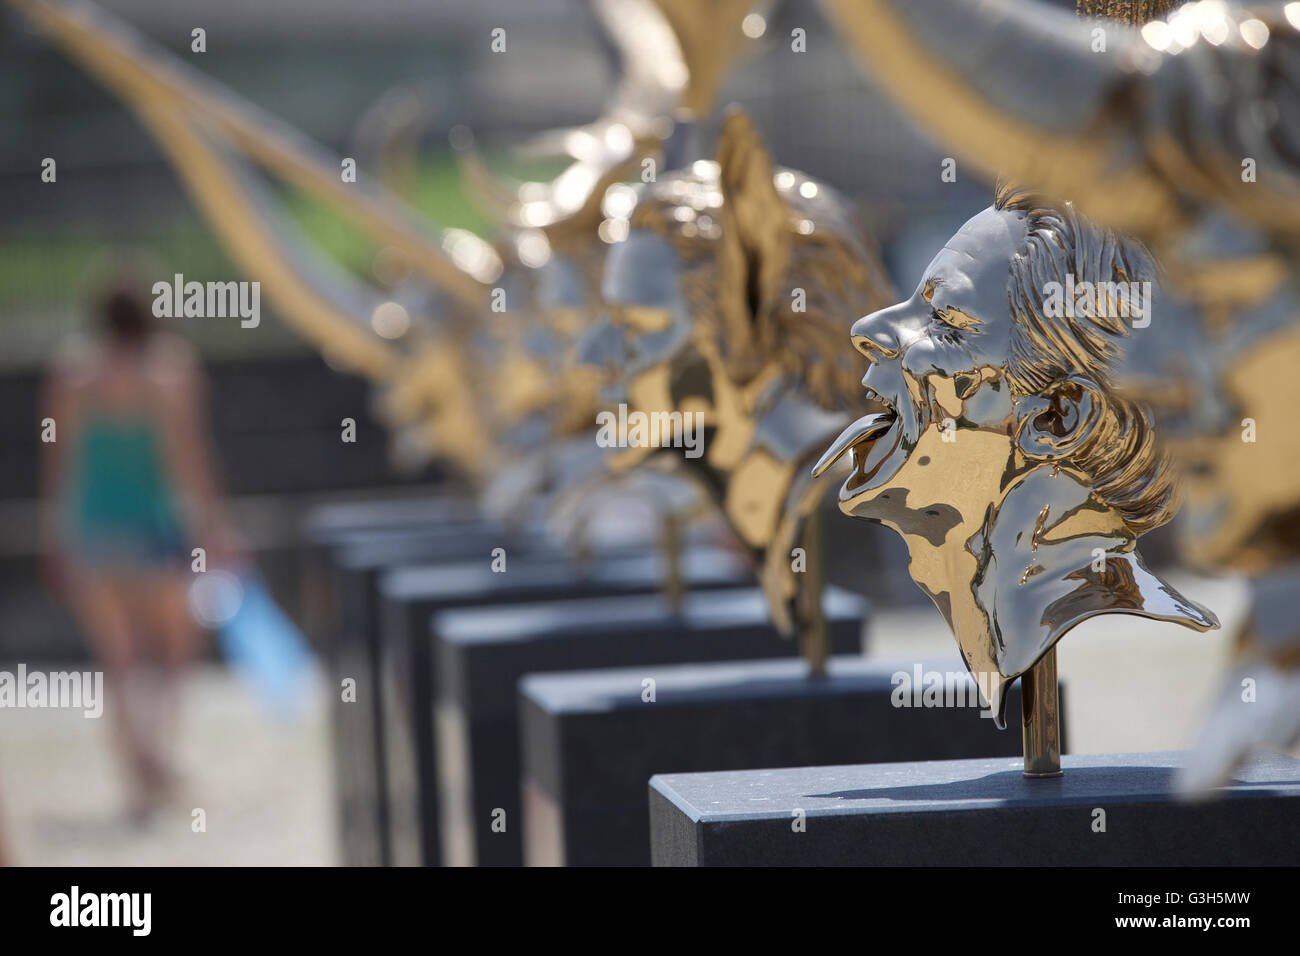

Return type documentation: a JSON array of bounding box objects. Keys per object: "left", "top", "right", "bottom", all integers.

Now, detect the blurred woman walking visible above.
[{"left": 40, "top": 277, "right": 241, "bottom": 820}]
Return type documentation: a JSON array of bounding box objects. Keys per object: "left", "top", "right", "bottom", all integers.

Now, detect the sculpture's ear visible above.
[
  {"left": 1015, "top": 375, "right": 1106, "bottom": 461},
  {"left": 715, "top": 109, "right": 790, "bottom": 372}
]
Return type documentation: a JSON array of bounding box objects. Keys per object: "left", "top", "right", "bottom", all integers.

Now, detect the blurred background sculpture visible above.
[
  {"left": 8, "top": 0, "right": 764, "bottom": 510},
  {"left": 448, "top": 0, "right": 774, "bottom": 522},
  {"left": 576, "top": 112, "right": 894, "bottom": 672},
  {"left": 819, "top": 0, "right": 1300, "bottom": 788},
  {"left": 815, "top": 185, "right": 1219, "bottom": 774}
]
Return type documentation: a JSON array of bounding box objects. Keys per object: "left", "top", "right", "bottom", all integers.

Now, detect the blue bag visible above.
[{"left": 213, "top": 572, "right": 314, "bottom": 718}]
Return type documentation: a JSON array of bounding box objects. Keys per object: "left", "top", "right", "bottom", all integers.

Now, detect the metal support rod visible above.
[
  {"left": 797, "top": 509, "right": 829, "bottom": 679},
  {"left": 1021, "top": 647, "right": 1063, "bottom": 777},
  {"left": 660, "top": 511, "right": 683, "bottom": 613}
]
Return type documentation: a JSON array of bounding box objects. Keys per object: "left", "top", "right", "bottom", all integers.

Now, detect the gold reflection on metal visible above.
[
  {"left": 815, "top": 187, "right": 1219, "bottom": 753},
  {"left": 1021, "top": 648, "right": 1063, "bottom": 778},
  {"left": 1170, "top": 324, "right": 1300, "bottom": 576},
  {"left": 592, "top": 112, "right": 894, "bottom": 672}
]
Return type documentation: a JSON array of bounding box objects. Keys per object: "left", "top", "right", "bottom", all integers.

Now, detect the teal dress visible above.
[{"left": 63, "top": 414, "right": 189, "bottom": 567}]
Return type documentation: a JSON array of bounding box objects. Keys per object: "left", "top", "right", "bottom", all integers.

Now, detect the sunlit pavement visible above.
[{"left": 0, "top": 665, "right": 336, "bottom": 866}]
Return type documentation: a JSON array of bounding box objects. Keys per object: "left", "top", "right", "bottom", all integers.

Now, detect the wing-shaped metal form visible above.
[
  {"left": 819, "top": 0, "right": 1300, "bottom": 246},
  {"left": 10, "top": 0, "right": 500, "bottom": 383}
]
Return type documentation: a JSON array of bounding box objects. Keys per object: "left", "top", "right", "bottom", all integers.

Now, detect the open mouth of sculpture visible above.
[{"left": 811, "top": 389, "right": 902, "bottom": 493}]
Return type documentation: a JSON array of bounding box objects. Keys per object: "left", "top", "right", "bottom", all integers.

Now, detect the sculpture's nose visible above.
[{"left": 851, "top": 305, "right": 904, "bottom": 361}]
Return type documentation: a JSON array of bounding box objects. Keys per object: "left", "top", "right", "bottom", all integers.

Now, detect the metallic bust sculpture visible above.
[
  {"left": 820, "top": 0, "right": 1300, "bottom": 787},
  {"left": 577, "top": 111, "right": 894, "bottom": 671},
  {"left": 815, "top": 185, "right": 1219, "bottom": 771}
]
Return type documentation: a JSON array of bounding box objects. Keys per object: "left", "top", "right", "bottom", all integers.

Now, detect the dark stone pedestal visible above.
[
  {"left": 519, "top": 655, "right": 1052, "bottom": 866},
  {"left": 435, "top": 587, "right": 866, "bottom": 867},
  {"left": 649, "top": 751, "right": 1300, "bottom": 866},
  {"left": 376, "top": 547, "right": 753, "bottom": 866},
  {"left": 311, "top": 515, "right": 543, "bottom": 867}
]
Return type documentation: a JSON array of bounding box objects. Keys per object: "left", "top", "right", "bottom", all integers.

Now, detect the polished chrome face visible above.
[{"left": 817, "top": 205, "right": 1027, "bottom": 519}]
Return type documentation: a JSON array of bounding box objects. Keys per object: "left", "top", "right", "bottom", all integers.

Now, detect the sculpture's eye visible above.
[
  {"left": 930, "top": 308, "right": 957, "bottom": 333},
  {"left": 932, "top": 305, "right": 983, "bottom": 333}
]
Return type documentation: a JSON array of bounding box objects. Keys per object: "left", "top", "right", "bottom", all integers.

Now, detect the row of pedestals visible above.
[{"left": 305, "top": 496, "right": 1300, "bottom": 867}]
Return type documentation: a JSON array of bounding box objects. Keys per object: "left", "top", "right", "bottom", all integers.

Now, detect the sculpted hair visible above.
[{"left": 995, "top": 181, "right": 1178, "bottom": 535}]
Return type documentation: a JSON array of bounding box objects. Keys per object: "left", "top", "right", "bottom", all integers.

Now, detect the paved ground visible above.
[
  {"left": 0, "top": 667, "right": 337, "bottom": 866},
  {"left": 0, "top": 569, "right": 1287, "bottom": 866}
]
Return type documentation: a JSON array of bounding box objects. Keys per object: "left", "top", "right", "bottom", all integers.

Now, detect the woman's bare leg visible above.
[
  {"left": 68, "top": 572, "right": 156, "bottom": 803},
  {"left": 134, "top": 570, "right": 201, "bottom": 790}
]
